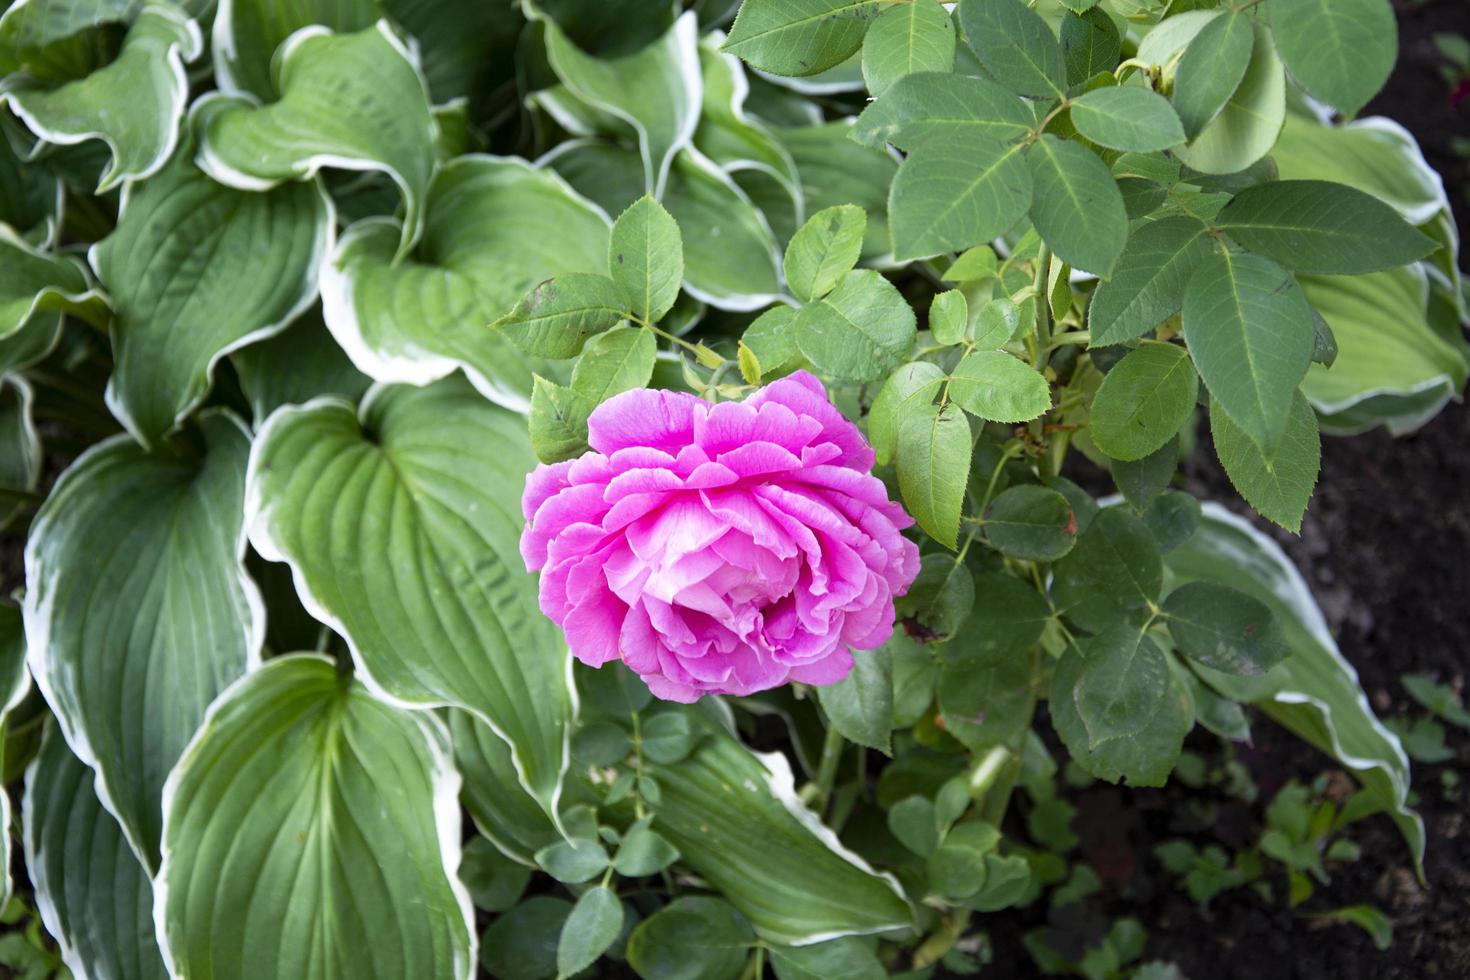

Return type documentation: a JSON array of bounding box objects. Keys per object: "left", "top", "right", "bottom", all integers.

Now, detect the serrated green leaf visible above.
[
  {"left": 1164, "top": 580, "right": 1287, "bottom": 676},
  {"left": 1071, "top": 87, "right": 1186, "bottom": 152},
  {"left": 157, "top": 655, "right": 474, "bottom": 980},
  {"left": 817, "top": 645, "right": 893, "bottom": 753},
  {"left": 860, "top": 0, "right": 954, "bottom": 96},
  {"left": 492, "top": 273, "right": 630, "bottom": 359},
  {"left": 626, "top": 896, "right": 753, "bottom": 980},
  {"left": 529, "top": 376, "right": 594, "bottom": 464},
  {"left": 957, "top": 0, "right": 1066, "bottom": 99},
  {"left": 1088, "top": 216, "right": 1214, "bottom": 346},
  {"left": 983, "top": 484, "right": 1078, "bottom": 561},
  {"left": 1174, "top": 23, "right": 1284, "bottom": 175},
  {"left": 928, "top": 289, "right": 968, "bottom": 346},
  {"left": 1090, "top": 343, "right": 1198, "bottom": 461},
  {"left": 1173, "top": 10, "right": 1253, "bottom": 139},
  {"left": 851, "top": 71, "right": 1034, "bottom": 152},
  {"left": 781, "top": 121, "right": 898, "bottom": 260},
  {"left": 942, "top": 572, "right": 1050, "bottom": 666},
  {"left": 1073, "top": 624, "right": 1169, "bottom": 748},
  {"left": 784, "top": 204, "right": 867, "bottom": 303},
  {"left": 947, "top": 349, "right": 1051, "bottom": 423},
  {"left": 24, "top": 413, "right": 258, "bottom": 871},
  {"left": 647, "top": 725, "right": 912, "bottom": 943},
  {"left": 195, "top": 22, "right": 436, "bottom": 258},
  {"left": 1112, "top": 436, "right": 1179, "bottom": 512},
  {"left": 1267, "top": 0, "right": 1395, "bottom": 115},
  {"left": 1, "top": 5, "right": 201, "bottom": 192},
  {"left": 887, "top": 796, "right": 939, "bottom": 856},
  {"left": 740, "top": 304, "right": 803, "bottom": 381},
  {"left": 94, "top": 145, "right": 328, "bottom": 447},
  {"left": 1060, "top": 7, "right": 1120, "bottom": 86},
  {"left": 722, "top": 0, "right": 883, "bottom": 76},
  {"left": 1143, "top": 489, "right": 1202, "bottom": 554},
  {"left": 324, "top": 156, "right": 610, "bottom": 411},
  {"left": 794, "top": 268, "right": 915, "bottom": 382},
  {"left": 897, "top": 401, "right": 971, "bottom": 548},
  {"left": 889, "top": 132, "right": 1032, "bottom": 261},
  {"left": 536, "top": 836, "right": 609, "bottom": 884},
  {"left": 1026, "top": 135, "right": 1128, "bottom": 278},
  {"left": 24, "top": 726, "right": 167, "bottom": 980},
  {"left": 245, "top": 378, "right": 574, "bottom": 820},
  {"left": 458, "top": 836, "right": 531, "bottom": 913},
  {"left": 484, "top": 897, "right": 572, "bottom": 980},
  {"left": 614, "top": 817, "right": 681, "bottom": 876},
  {"left": 612, "top": 197, "right": 687, "bottom": 329},
  {"left": 571, "top": 326, "right": 657, "bottom": 404},
  {"left": 1216, "top": 180, "right": 1437, "bottom": 275},
  {"left": 897, "top": 552, "right": 975, "bottom": 642},
  {"left": 1052, "top": 506, "right": 1163, "bottom": 625},
  {"left": 770, "top": 937, "right": 886, "bottom": 980},
  {"left": 557, "top": 886, "right": 624, "bottom": 978},
  {"left": 1182, "top": 250, "right": 1314, "bottom": 452},
  {"left": 973, "top": 296, "right": 1022, "bottom": 349},
  {"left": 1209, "top": 389, "right": 1320, "bottom": 533},
  {"left": 939, "top": 655, "right": 1034, "bottom": 751},
  {"left": 868, "top": 361, "right": 945, "bottom": 465}
]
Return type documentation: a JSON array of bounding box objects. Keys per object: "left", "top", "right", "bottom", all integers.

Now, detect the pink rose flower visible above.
[{"left": 520, "top": 371, "right": 921, "bottom": 702}]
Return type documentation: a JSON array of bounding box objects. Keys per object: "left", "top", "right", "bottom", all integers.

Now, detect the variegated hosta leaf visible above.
[
  {"left": 0, "top": 0, "right": 134, "bottom": 71},
  {"left": 233, "top": 307, "right": 372, "bottom": 422},
  {"left": 245, "top": 377, "right": 574, "bottom": 819},
  {"left": 648, "top": 723, "right": 913, "bottom": 945},
  {"left": 322, "top": 155, "right": 609, "bottom": 411},
  {"left": 0, "top": 229, "right": 107, "bottom": 342},
  {"left": 0, "top": 601, "right": 30, "bottom": 903},
  {"left": 23, "top": 725, "right": 167, "bottom": 980},
  {"left": 0, "top": 117, "right": 61, "bottom": 244},
  {"left": 545, "top": 141, "right": 782, "bottom": 310},
  {"left": 91, "top": 144, "right": 329, "bottom": 448},
  {"left": 23, "top": 411, "right": 262, "bottom": 872},
  {"left": 212, "top": 0, "right": 378, "bottom": 97},
  {"left": 528, "top": 5, "right": 701, "bottom": 197},
  {"left": 1166, "top": 503, "right": 1425, "bottom": 871},
  {"left": 196, "top": 21, "right": 437, "bottom": 257},
  {"left": 1, "top": 4, "right": 202, "bottom": 192},
  {"left": 0, "top": 376, "right": 40, "bottom": 531},
  {"left": 157, "top": 655, "right": 476, "bottom": 980},
  {"left": 449, "top": 709, "right": 565, "bottom": 864}
]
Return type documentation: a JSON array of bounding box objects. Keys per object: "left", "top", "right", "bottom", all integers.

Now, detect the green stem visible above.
[
  {"left": 814, "top": 724, "right": 846, "bottom": 813},
  {"left": 1032, "top": 244, "right": 1053, "bottom": 370}
]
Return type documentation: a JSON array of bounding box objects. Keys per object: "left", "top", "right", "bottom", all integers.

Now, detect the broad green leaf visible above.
[
  {"left": 1051, "top": 639, "right": 1190, "bottom": 786},
  {"left": 860, "top": 0, "right": 954, "bottom": 97},
  {"left": 93, "top": 145, "right": 329, "bottom": 447},
  {"left": 1167, "top": 504, "right": 1424, "bottom": 868},
  {"left": 558, "top": 886, "right": 624, "bottom": 978},
  {"left": 324, "top": 156, "right": 608, "bottom": 410},
  {"left": 459, "top": 836, "right": 531, "bottom": 912},
  {"left": 1267, "top": 0, "right": 1395, "bottom": 115},
  {"left": 939, "top": 655, "right": 1034, "bottom": 750},
  {"left": 626, "top": 896, "right": 753, "bottom": 980},
  {"left": 722, "top": 0, "right": 883, "bottom": 76},
  {"left": 1174, "top": 24, "right": 1284, "bottom": 176},
  {"left": 157, "top": 655, "right": 475, "bottom": 980},
  {"left": 947, "top": 349, "right": 1051, "bottom": 423},
  {"left": 784, "top": 204, "right": 866, "bottom": 303},
  {"left": 1163, "top": 581, "right": 1286, "bottom": 676},
  {"left": 0, "top": 229, "right": 105, "bottom": 344},
  {"left": 942, "top": 572, "right": 1050, "bottom": 666},
  {"left": 0, "top": 376, "right": 39, "bottom": 532},
  {"left": 850, "top": 71, "right": 1034, "bottom": 152},
  {"left": 245, "top": 379, "right": 574, "bottom": 819},
  {"left": 610, "top": 195, "right": 684, "bottom": 322},
  {"left": 1112, "top": 436, "right": 1179, "bottom": 512},
  {"left": 1072, "top": 624, "right": 1169, "bottom": 748},
  {"left": 1087, "top": 216, "right": 1214, "bottom": 346},
  {"left": 983, "top": 484, "right": 1077, "bottom": 562},
  {"left": 0, "top": 118, "right": 60, "bottom": 244},
  {"left": 974, "top": 297, "right": 1023, "bottom": 349},
  {"left": 534, "top": 10, "right": 701, "bottom": 196},
  {"left": 957, "top": 0, "right": 1066, "bottom": 99},
  {"left": 793, "top": 268, "right": 915, "bottom": 382},
  {"left": 889, "top": 132, "right": 1031, "bottom": 260},
  {"left": 1, "top": 5, "right": 202, "bottom": 192},
  {"left": 868, "top": 361, "right": 944, "bottom": 464},
  {"left": 1216, "top": 180, "right": 1436, "bottom": 275},
  {"left": 571, "top": 326, "right": 658, "bottom": 404},
  {"left": 24, "top": 726, "right": 167, "bottom": 980},
  {"left": 449, "top": 711, "right": 564, "bottom": 864},
  {"left": 943, "top": 245, "right": 999, "bottom": 283},
  {"left": 24, "top": 412, "right": 259, "bottom": 871},
  {"left": 817, "top": 645, "right": 893, "bottom": 753},
  {"left": 529, "top": 377, "right": 595, "bottom": 464},
  {"left": 1026, "top": 135, "right": 1128, "bottom": 278},
  {"left": 661, "top": 149, "right": 783, "bottom": 308},
  {"left": 614, "top": 817, "right": 681, "bottom": 876},
  {"left": 926, "top": 821, "right": 1002, "bottom": 900},
  {"left": 887, "top": 796, "right": 939, "bottom": 856},
  {"left": 1182, "top": 251, "right": 1313, "bottom": 452},
  {"left": 195, "top": 22, "right": 437, "bottom": 258},
  {"left": 536, "top": 836, "right": 608, "bottom": 884},
  {"left": 1060, "top": 7, "right": 1120, "bottom": 86},
  {"left": 1071, "top": 87, "right": 1186, "bottom": 152},
  {"left": 647, "top": 726, "right": 912, "bottom": 943},
  {"left": 233, "top": 309, "right": 371, "bottom": 421},
  {"left": 483, "top": 897, "right": 573, "bottom": 980},
  {"left": 1090, "top": 343, "right": 1198, "bottom": 461},
  {"left": 1143, "top": 489, "right": 1201, "bottom": 554},
  {"left": 492, "top": 274, "right": 630, "bottom": 359},
  {"left": 1172, "top": 10, "right": 1253, "bottom": 139},
  {"left": 770, "top": 937, "right": 886, "bottom": 980},
  {"left": 929, "top": 289, "right": 968, "bottom": 346},
  {"left": 1051, "top": 506, "right": 1163, "bottom": 626},
  {"left": 897, "top": 401, "right": 971, "bottom": 548},
  {"left": 1209, "top": 389, "right": 1319, "bottom": 533}
]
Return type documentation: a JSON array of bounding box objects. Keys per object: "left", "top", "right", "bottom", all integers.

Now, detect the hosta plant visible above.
[{"left": 0, "top": 0, "right": 1463, "bottom": 977}]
